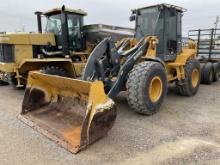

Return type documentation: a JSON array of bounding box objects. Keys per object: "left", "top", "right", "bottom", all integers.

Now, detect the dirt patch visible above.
[{"left": 0, "top": 83, "right": 220, "bottom": 165}]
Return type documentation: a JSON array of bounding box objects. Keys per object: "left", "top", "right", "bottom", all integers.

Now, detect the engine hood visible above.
[{"left": 0, "top": 33, "right": 56, "bottom": 46}]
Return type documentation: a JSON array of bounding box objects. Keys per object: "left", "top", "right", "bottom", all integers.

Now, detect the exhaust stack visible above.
[
  {"left": 35, "top": 11, "right": 42, "bottom": 33},
  {"left": 61, "top": 5, "right": 70, "bottom": 56}
]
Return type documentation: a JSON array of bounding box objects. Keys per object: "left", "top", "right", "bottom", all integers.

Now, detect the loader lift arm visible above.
[{"left": 83, "top": 37, "right": 151, "bottom": 98}]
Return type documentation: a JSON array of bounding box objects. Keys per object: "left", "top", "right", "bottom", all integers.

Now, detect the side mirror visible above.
[{"left": 129, "top": 15, "right": 136, "bottom": 22}]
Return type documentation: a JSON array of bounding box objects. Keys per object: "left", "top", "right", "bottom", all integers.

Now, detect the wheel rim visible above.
[
  {"left": 191, "top": 69, "right": 199, "bottom": 88},
  {"left": 149, "top": 76, "right": 163, "bottom": 103}
]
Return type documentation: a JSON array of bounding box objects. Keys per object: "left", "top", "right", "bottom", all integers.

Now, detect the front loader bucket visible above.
[{"left": 18, "top": 72, "right": 116, "bottom": 154}]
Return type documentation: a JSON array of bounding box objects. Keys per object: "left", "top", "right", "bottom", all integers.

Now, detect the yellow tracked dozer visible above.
[
  {"left": 19, "top": 4, "right": 200, "bottom": 154},
  {"left": 19, "top": 72, "right": 116, "bottom": 153}
]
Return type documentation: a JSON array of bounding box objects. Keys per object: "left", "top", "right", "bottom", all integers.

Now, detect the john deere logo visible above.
[{"left": 134, "top": 50, "right": 143, "bottom": 60}]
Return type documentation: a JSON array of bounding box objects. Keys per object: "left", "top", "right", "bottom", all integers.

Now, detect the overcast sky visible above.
[{"left": 0, "top": 0, "right": 219, "bottom": 36}]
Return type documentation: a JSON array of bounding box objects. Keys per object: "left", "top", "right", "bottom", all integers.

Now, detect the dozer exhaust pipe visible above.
[
  {"left": 18, "top": 72, "right": 116, "bottom": 153},
  {"left": 61, "top": 5, "right": 70, "bottom": 56},
  {"left": 35, "top": 11, "right": 42, "bottom": 33}
]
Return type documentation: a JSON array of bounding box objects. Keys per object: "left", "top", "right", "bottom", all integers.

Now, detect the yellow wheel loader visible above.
[
  {"left": 19, "top": 4, "right": 200, "bottom": 153},
  {"left": 0, "top": 6, "right": 133, "bottom": 87}
]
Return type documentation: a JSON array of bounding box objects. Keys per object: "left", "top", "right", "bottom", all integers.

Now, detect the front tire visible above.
[{"left": 127, "top": 61, "right": 167, "bottom": 115}]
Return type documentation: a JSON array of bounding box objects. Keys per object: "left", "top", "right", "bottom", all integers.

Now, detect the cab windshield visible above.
[
  {"left": 46, "top": 14, "right": 61, "bottom": 35},
  {"left": 136, "top": 7, "right": 162, "bottom": 39},
  {"left": 45, "top": 13, "right": 83, "bottom": 51}
]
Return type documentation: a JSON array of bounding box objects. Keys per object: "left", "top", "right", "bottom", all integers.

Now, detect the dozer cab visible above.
[
  {"left": 0, "top": 6, "right": 133, "bottom": 87},
  {"left": 19, "top": 4, "right": 200, "bottom": 153}
]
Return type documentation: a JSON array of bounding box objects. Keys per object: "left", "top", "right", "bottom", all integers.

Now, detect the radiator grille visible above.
[{"left": 0, "top": 44, "right": 14, "bottom": 62}]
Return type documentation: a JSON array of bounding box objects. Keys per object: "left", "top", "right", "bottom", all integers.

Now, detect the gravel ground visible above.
[{"left": 0, "top": 83, "right": 220, "bottom": 165}]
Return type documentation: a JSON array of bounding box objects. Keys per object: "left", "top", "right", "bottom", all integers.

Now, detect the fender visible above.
[{"left": 142, "top": 56, "right": 166, "bottom": 68}]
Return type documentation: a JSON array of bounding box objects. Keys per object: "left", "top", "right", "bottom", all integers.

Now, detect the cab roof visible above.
[
  {"left": 135, "top": 3, "right": 187, "bottom": 13},
  {"left": 41, "top": 7, "right": 87, "bottom": 16}
]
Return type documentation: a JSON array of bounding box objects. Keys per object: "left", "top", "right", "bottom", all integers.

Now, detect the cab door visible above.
[{"left": 67, "top": 14, "right": 83, "bottom": 51}]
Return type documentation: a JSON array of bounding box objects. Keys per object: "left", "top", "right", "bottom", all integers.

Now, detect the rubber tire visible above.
[
  {"left": 127, "top": 61, "right": 167, "bottom": 115},
  {"left": 213, "top": 62, "right": 220, "bottom": 82},
  {"left": 40, "top": 66, "right": 67, "bottom": 77},
  {"left": 177, "top": 59, "right": 200, "bottom": 96},
  {"left": 200, "top": 63, "right": 205, "bottom": 84},
  {"left": 203, "top": 62, "right": 214, "bottom": 85}
]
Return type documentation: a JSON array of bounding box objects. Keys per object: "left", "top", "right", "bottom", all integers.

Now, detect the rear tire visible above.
[
  {"left": 203, "top": 62, "right": 214, "bottom": 84},
  {"left": 177, "top": 59, "right": 200, "bottom": 96},
  {"left": 200, "top": 63, "right": 205, "bottom": 83},
  {"left": 127, "top": 61, "right": 167, "bottom": 115},
  {"left": 213, "top": 62, "right": 220, "bottom": 82},
  {"left": 40, "top": 66, "right": 68, "bottom": 77}
]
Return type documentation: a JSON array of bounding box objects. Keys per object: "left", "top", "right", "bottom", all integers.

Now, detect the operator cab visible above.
[
  {"left": 130, "top": 4, "right": 186, "bottom": 61},
  {"left": 35, "top": 6, "right": 87, "bottom": 53}
]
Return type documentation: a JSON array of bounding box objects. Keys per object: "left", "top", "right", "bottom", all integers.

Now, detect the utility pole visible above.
[
  {"left": 22, "top": 24, "right": 25, "bottom": 32},
  {"left": 214, "top": 16, "right": 219, "bottom": 38}
]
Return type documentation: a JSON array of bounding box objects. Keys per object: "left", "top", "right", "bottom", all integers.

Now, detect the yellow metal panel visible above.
[
  {"left": 15, "top": 45, "right": 33, "bottom": 64},
  {"left": 18, "top": 58, "right": 73, "bottom": 68},
  {"left": 73, "top": 63, "right": 86, "bottom": 77},
  {"left": 18, "top": 58, "right": 76, "bottom": 78},
  {"left": 165, "top": 47, "right": 196, "bottom": 82},
  {"left": 28, "top": 34, "right": 56, "bottom": 45},
  {"left": 145, "top": 36, "right": 158, "bottom": 58},
  {"left": 173, "top": 48, "right": 197, "bottom": 66},
  {"left": 0, "top": 33, "right": 56, "bottom": 46},
  {"left": 0, "top": 63, "right": 15, "bottom": 72}
]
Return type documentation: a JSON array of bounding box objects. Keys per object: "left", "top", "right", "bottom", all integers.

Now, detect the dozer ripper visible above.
[
  {"left": 19, "top": 4, "right": 200, "bottom": 153},
  {"left": 0, "top": 6, "right": 133, "bottom": 87}
]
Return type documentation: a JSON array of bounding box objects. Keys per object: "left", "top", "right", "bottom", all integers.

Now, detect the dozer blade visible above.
[{"left": 18, "top": 72, "right": 116, "bottom": 154}]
